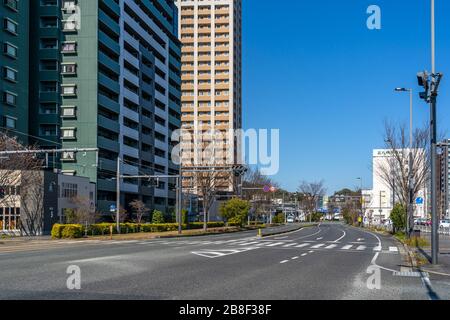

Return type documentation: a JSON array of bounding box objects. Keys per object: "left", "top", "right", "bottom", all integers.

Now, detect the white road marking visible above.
[
  {"left": 389, "top": 247, "right": 398, "bottom": 252},
  {"left": 295, "top": 243, "right": 310, "bottom": 248},
  {"left": 282, "top": 243, "right": 297, "bottom": 247},
  {"left": 274, "top": 236, "right": 288, "bottom": 240},
  {"left": 280, "top": 260, "right": 289, "bottom": 264},
  {"left": 325, "top": 244, "right": 337, "bottom": 249},
  {"left": 373, "top": 246, "right": 382, "bottom": 252},
  {"left": 265, "top": 242, "right": 285, "bottom": 247},
  {"left": 356, "top": 245, "right": 367, "bottom": 251},
  {"left": 308, "top": 251, "right": 314, "bottom": 253},
  {"left": 333, "top": 230, "right": 346, "bottom": 242},
  {"left": 311, "top": 244, "right": 325, "bottom": 249},
  {"left": 342, "top": 245, "right": 353, "bottom": 250},
  {"left": 301, "top": 253, "right": 308, "bottom": 257},
  {"left": 357, "top": 238, "right": 365, "bottom": 242},
  {"left": 238, "top": 242, "right": 259, "bottom": 246},
  {"left": 316, "top": 237, "right": 323, "bottom": 240},
  {"left": 291, "top": 256, "right": 299, "bottom": 260}
]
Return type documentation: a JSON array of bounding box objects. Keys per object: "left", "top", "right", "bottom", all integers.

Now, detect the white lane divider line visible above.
[
  {"left": 301, "top": 253, "right": 308, "bottom": 257},
  {"left": 291, "top": 256, "right": 299, "bottom": 260},
  {"left": 389, "top": 247, "right": 398, "bottom": 252},
  {"left": 238, "top": 242, "right": 259, "bottom": 246},
  {"left": 311, "top": 244, "right": 325, "bottom": 249},
  {"left": 356, "top": 245, "right": 367, "bottom": 251},
  {"left": 280, "top": 260, "right": 289, "bottom": 264},
  {"left": 325, "top": 244, "right": 337, "bottom": 249},
  {"left": 295, "top": 243, "right": 310, "bottom": 248},
  {"left": 308, "top": 251, "right": 314, "bottom": 254},
  {"left": 342, "top": 245, "right": 353, "bottom": 250},
  {"left": 282, "top": 243, "right": 297, "bottom": 247},
  {"left": 266, "top": 242, "right": 285, "bottom": 247}
]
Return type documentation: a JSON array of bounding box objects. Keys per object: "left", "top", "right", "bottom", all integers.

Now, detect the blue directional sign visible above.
[{"left": 416, "top": 197, "right": 424, "bottom": 205}]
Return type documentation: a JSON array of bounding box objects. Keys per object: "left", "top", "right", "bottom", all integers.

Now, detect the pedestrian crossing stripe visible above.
[{"left": 341, "top": 245, "right": 353, "bottom": 250}]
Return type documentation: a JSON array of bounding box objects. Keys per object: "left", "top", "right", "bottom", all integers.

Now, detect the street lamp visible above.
[
  {"left": 394, "top": 87, "right": 414, "bottom": 238},
  {"left": 357, "top": 177, "right": 364, "bottom": 226}
]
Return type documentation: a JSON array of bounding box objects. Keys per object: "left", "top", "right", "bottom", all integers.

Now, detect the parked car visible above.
[
  {"left": 287, "top": 216, "right": 295, "bottom": 223},
  {"left": 439, "top": 220, "right": 450, "bottom": 229}
]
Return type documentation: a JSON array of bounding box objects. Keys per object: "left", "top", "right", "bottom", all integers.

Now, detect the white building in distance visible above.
[{"left": 364, "top": 149, "right": 427, "bottom": 225}]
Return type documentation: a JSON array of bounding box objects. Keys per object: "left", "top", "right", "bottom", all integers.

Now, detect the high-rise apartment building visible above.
[
  {"left": 437, "top": 140, "right": 450, "bottom": 219},
  {"left": 175, "top": 0, "right": 242, "bottom": 192},
  {"left": 0, "top": 0, "right": 29, "bottom": 141},
  {"left": 2, "top": 0, "right": 183, "bottom": 215}
]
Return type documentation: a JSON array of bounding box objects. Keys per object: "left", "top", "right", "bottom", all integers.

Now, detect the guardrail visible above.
[{"left": 414, "top": 225, "right": 450, "bottom": 236}]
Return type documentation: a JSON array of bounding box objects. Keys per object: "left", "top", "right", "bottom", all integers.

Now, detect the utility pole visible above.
[
  {"left": 417, "top": 0, "right": 443, "bottom": 264},
  {"left": 116, "top": 157, "right": 121, "bottom": 234},
  {"left": 394, "top": 87, "right": 414, "bottom": 237}
]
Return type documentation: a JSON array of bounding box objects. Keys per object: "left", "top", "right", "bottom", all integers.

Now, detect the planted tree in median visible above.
[{"left": 219, "top": 198, "right": 250, "bottom": 227}]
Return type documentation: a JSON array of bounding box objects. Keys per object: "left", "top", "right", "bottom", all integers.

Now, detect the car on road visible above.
[
  {"left": 415, "top": 218, "right": 427, "bottom": 226},
  {"left": 286, "top": 216, "right": 295, "bottom": 223},
  {"left": 439, "top": 220, "right": 450, "bottom": 229}
]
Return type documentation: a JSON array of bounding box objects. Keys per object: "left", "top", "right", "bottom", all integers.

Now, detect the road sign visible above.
[
  {"left": 416, "top": 197, "right": 424, "bottom": 205},
  {"left": 110, "top": 204, "right": 117, "bottom": 212}
]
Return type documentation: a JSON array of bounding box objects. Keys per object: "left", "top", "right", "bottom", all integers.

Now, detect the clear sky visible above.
[{"left": 242, "top": 0, "right": 450, "bottom": 194}]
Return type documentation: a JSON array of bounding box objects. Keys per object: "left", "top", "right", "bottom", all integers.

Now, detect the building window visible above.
[
  {"left": 61, "top": 127, "right": 76, "bottom": 140},
  {"left": 4, "top": 116, "right": 16, "bottom": 129},
  {"left": 62, "top": 20, "right": 78, "bottom": 32},
  {"left": 61, "top": 84, "right": 77, "bottom": 96},
  {"left": 61, "top": 41, "right": 77, "bottom": 53},
  {"left": 62, "top": 0, "right": 77, "bottom": 12},
  {"left": 3, "top": 67, "right": 17, "bottom": 82},
  {"left": 61, "top": 183, "right": 78, "bottom": 198},
  {"left": 61, "top": 106, "right": 76, "bottom": 118},
  {"left": 3, "top": 42, "right": 18, "bottom": 58},
  {"left": 4, "top": 0, "right": 18, "bottom": 11},
  {"left": 3, "top": 18, "right": 18, "bottom": 35},
  {"left": 61, "top": 63, "right": 77, "bottom": 75},
  {"left": 3, "top": 91, "right": 17, "bottom": 106},
  {"left": 61, "top": 152, "right": 76, "bottom": 162}
]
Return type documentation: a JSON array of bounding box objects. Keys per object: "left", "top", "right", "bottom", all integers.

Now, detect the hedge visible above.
[
  {"left": 51, "top": 222, "right": 227, "bottom": 239},
  {"left": 51, "top": 224, "right": 84, "bottom": 239}
]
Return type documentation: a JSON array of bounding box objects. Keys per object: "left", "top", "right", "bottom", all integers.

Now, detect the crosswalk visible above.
[{"left": 141, "top": 238, "right": 398, "bottom": 254}]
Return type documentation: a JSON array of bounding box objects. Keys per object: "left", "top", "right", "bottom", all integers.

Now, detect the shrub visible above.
[
  {"left": 219, "top": 198, "right": 250, "bottom": 227},
  {"left": 51, "top": 224, "right": 65, "bottom": 239},
  {"left": 152, "top": 210, "right": 165, "bottom": 224},
  {"left": 391, "top": 203, "right": 406, "bottom": 233},
  {"left": 61, "top": 224, "right": 84, "bottom": 239},
  {"left": 272, "top": 213, "right": 284, "bottom": 224}
]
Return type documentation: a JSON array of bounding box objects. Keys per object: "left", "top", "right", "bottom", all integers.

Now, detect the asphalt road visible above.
[{"left": 0, "top": 223, "right": 449, "bottom": 300}]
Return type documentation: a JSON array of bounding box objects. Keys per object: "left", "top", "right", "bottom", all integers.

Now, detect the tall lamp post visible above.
[
  {"left": 357, "top": 177, "right": 364, "bottom": 226},
  {"left": 395, "top": 87, "right": 414, "bottom": 238},
  {"left": 417, "top": 0, "right": 443, "bottom": 265}
]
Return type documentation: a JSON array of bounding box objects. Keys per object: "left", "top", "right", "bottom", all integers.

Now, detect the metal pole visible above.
[
  {"left": 116, "top": 157, "right": 121, "bottom": 234},
  {"left": 177, "top": 168, "right": 183, "bottom": 235},
  {"left": 408, "top": 89, "right": 414, "bottom": 238},
  {"left": 430, "top": 0, "right": 439, "bottom": 265}
]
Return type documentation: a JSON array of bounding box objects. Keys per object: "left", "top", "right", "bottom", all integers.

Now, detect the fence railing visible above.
[{"left": 414, "top": 224, "right": 450, "bottom": 236}]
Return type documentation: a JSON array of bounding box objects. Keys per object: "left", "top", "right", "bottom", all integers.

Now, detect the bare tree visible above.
[
  {"left": 0, "top": 133, "right": 45, "bottom": 235},
  {"left": 375, "top": 121, "right": 430, "bottom": 234},
  {"left": 298, "top": 180, "right": 326, "bottom": 222},
  {"left": 65, "top": 196, "right": 98, "bottom": 225},
  {"left": 111, "top": 206, "right": 128, "bottom": 224},
  {"left": 242, "top": 167, "right": 279, "bottom": 222},
  {"left": 129, "top": 200, "right": 150, "bottom": 224}
]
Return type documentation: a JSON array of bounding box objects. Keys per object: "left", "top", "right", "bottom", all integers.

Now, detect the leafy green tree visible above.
[
  {"left": 220, "top": 198, "right": 250, "bottom": 227},
  {"left": 272, "top": 213, "right": 284, "bottom": 224},
  {"left": 182, "top": 209, "right": 189, "bottom": 225},
  {"left": 152, "top": 210, "right": 165, "bottom": 224},
  {"left": 310, "top": 212, "right": 323, "bottom": 222},
  {"left": 390, "top": 203, "right": 406, "bottom": 234}
]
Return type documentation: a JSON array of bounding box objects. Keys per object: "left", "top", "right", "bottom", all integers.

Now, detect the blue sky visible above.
[{"left": 242, "top": 0, "right": 450, "bottom": 194}]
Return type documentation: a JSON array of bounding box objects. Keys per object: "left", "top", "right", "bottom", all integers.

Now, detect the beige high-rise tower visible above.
[{"left": 176, "top": 0, "right": 242, "bottom": 192}]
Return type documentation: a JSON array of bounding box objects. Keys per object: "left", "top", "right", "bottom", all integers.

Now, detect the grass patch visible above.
[{"left": 395, "top": 232, "right": 430, "bottom": 247}]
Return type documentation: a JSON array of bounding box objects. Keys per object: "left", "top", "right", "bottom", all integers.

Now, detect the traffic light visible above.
[{"left": 417, "top": 71, "right": 430, "bottom": 102}]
